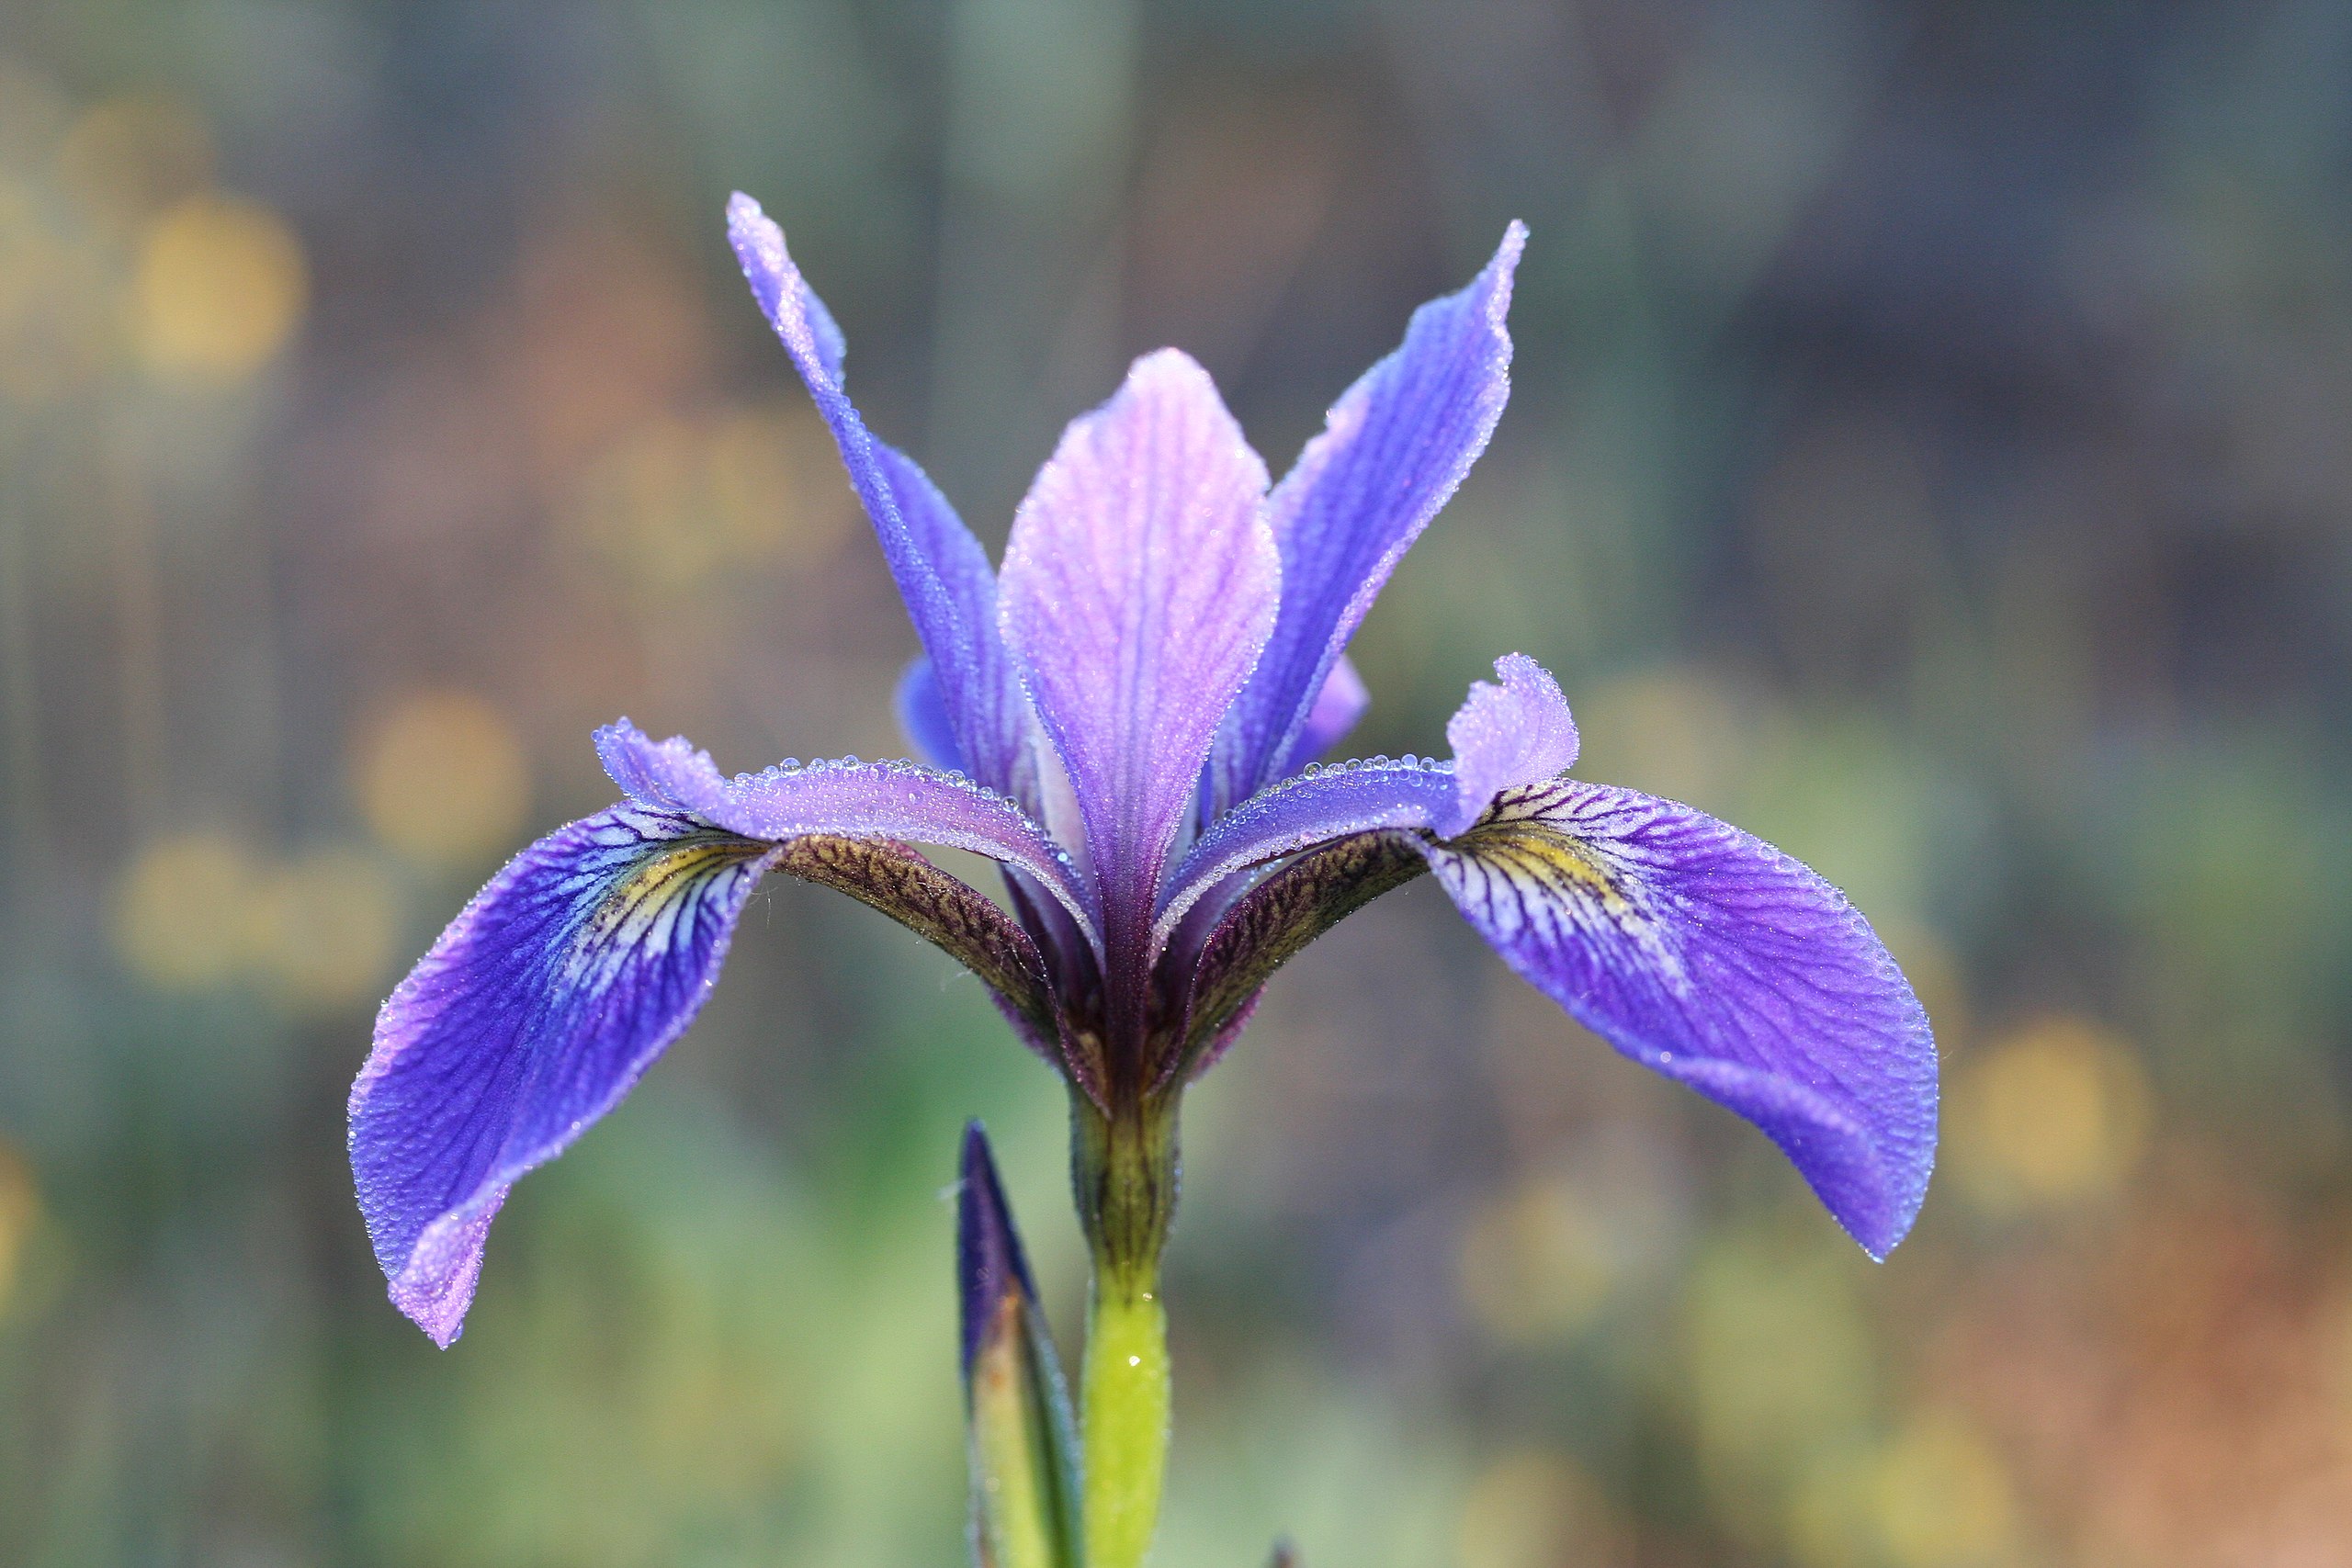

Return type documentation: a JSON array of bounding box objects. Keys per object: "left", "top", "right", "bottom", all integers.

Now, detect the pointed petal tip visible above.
[
  {"left": 1117, "top": 345, "right": 1227, "bottom": 409},
  {"left": 956, "top": 1120, "right": 1038, "bottom": 1376},
  {"left": 959, "top": 1116, "right": 994, "bottom": 1179}
]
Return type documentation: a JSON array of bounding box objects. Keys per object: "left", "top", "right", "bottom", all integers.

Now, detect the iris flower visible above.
[{"left": 349, "top": 195, "right": 1935, "bottom": 1562}]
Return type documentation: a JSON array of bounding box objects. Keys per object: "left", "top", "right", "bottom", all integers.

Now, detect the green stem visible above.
[
  {"left": 1070, "top": 1089, "right": 1181, "bottom": 1568},
  {"left": 1081, "top": 1271, "right": 1168, "bottom": 1568}
]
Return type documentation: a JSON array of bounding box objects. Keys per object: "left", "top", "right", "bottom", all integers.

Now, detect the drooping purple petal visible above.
[
  {"left": 1156, "top": 653, "right": 1577, "bottom": 949},
  {"left": 350, "top": 807, "right": 775, "bottom": 1345},
  {"left": 998, "top": 350, "right": 1281, "bottom": 999},
  {"left": 1421, "top": 779, "right": 1937, "bottom": 1257},
  {"left": 595, "top": 720, "right": 1098, "bottom": 949},
  {"left": 728, "top": 195, "right": 1029, "bottom": 800},
  {"left": 1209, "top": 223, "right": 1526, "bottom": 811},
  {"left": 1440, "top": 653, "right": 1578, "bottom": 836},
  {"left": 353, "top": 719, "right": 1101, "bottom": 1348}
]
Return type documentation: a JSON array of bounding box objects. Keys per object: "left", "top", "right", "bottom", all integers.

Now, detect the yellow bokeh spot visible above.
[
  {"left": 55, "top": 95, "right": 215, "bottom": 231},
  {"left": 1948, "top": 1015, "right": 2153, "bottom": 1215},
  {"left": 1459, "top": 1175, "right": 1614, "bottom": 1346},
  {"left": 565, "top": 402, "right": 854, "bottom": 595},
  {"left": 1456, "top": 1449, "right": 1623, "bottom": 1568},
  {"left": 1683, "top": 1230, "right": 1877, "bottom": 1541},
  {"left": 1785, "top": 1446, "right": 1876, "bottom": 1568},
  {"left": 1869, "top": 1412, "right": 2017, "bottom": 1568},
  {"left": 0, "top": 1142, "right": 40, "bottom": 1321},
  {"left": 114, "top": 829, "right": 266, "bottom": 987},
  {"left": 251, "top": 846, "right": 402, "bottom": 1010},
  {"left": 131, "top": 193, "right": 307, "bottom": 381},
  {"left": 354, "top": 689, "right": 532, "bottom": 869}
]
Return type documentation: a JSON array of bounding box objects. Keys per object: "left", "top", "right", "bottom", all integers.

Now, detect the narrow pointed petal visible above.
[
  {"left": 728, "top": 195, "right": 1029, "bottom": 799},
  {"left": 1440, "top": 653, "right": 1577, "bottom": 836},
  {"left": 999, "top": 350, "right": 1280, "bottom": 993},
  {"left": 350, "top": 807, "right": 775, "bottom": 1345},
  {"left": 1210, "top": 223, "right": 1525, "bottom": 808},
  {"left": 596, "top": 720, "right": 1098, "bottom": 949},
  {"left": 1421, "top": 779, "right": 1938, "bottom": 1257},
  {"left": 957, "top": 1122, "right": 1043, "bottom": 1377}
]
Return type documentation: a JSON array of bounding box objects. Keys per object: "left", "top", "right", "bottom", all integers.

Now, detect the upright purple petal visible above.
[
  {"left": 1210, "top": 223, "right": 1526, "bottom": 810},
  {"left": 350, "top": 807, "right": 775, "bottom": 1345},
  {"left": 727, "top": 195, "right": 1029, "bottom": 800},
  {"left": 1422, "top": 779, "right": 1938, "bottom": 1257},
  {"left": 998, "top": 350, "right": 1281, "bottom": 1002},
  {"left": 595, "top": 720, "right": 1099, "bottom": 948},
  {"left": 1440, "top": 653, "right": 1578, "bottom": 836}
]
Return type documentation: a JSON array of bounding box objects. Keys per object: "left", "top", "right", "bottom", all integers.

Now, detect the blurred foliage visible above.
[{"left": 3, "top": 0, "right": 2351, "bottom": 1563}]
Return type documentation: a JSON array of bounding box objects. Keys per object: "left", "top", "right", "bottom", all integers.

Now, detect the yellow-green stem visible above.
[
  {"left": 1070, "top": 1089, "right": 1181, "bottom": 1568},
  {"left": 1081, "top": 1270, "right": 1168, "bottom": 1568}
]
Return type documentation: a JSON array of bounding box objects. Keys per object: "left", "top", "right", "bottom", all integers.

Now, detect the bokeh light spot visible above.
[
  {"left": 1869, "top": 1411, "right": 2018, "bottom": 1568},
  {"left": 565, "top": 402, "right": 853, "bottom": 597},
  {"left": 1949, "top": 1015, "right": 2153, "bottom": 1215},
  {"left": 131, "top": 193, "right": 307, "bottom": 381},
  {"left": 113, "top": 829, "right": 265, "bottom": 987},
  {"left": 1458, "top": 1175, "right": 1615, "bottom": 1346},
  {"left": 1683, "top": 1230, "right": 1876, "bottom": 1538},
  {"left": 1456, "top": 1449, "right": 1624, "bottom": 1568},
  {"left": 252, "top": 845, "right": 402, "bottom": 1011},
  {"left": 355, "top": 689, "right": 532, "bottom": 870},
  {"left": 0, "top": 1142, "right": 39, "bottom": 1322},
  {"left": 54, "top": 94, "right": 214, "bottom": 231}
]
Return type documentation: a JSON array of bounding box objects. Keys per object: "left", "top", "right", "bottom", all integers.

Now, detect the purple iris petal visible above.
[
  {"left": 894, "top": 657, "right": 966, "bottom": 776},
  {"left": 728, "top": 195, "right": 1030, "bottom": 801},
  {"left": 1210, "top": 223, "right": 1526, "bottom": 811},
  {"left": 1421, "top": 779, "right": 1938, "bottom": 1257},
  {"left": 350, "top": 807, "right": 775, "bottom": 1345},
  {"left": 594, "top": 720, "right": 1099, "bottom": 947},
  {"left": 1158, "top": 652, "right": 1577, "bottom": 947},
  {"left": 998, "top": 350, "right": 1282, "bottom": 997},
  {"left": 1279, "top": 654, "right": 1370, "bottom": 774},
  {"left": 1440, "top": 653, "right": 1578, "bottom": 836},
  {"left": 956, "top": 1120, "right": 1038, "bottom": 1379},
  {"left": 1155, "top": 761, "right": 1454, "bottom": 952}
]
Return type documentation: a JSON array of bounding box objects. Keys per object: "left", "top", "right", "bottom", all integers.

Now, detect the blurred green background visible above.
[{"left": 4, "top": 1, "right": 2351, "bottom": 1563}]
